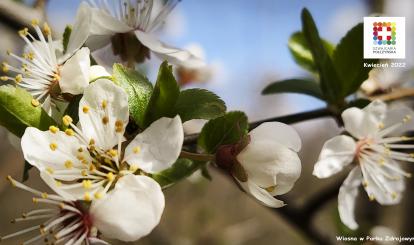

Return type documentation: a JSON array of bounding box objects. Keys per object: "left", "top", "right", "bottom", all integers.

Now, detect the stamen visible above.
[
  {"left": 49, "top": 126, "right": 59, "bottom": 134},
  {"left": 62, "top": 115, "right": 73, "bottom": 126}
]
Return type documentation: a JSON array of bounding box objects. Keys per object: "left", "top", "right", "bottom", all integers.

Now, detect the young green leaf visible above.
[
  {"left": 288, "top": 32, "right": 335, "bottom": 74},
  {"left": 113, "top": 64, "right": 153, "bottom": 128},
  {"left": 262, "top": 79, "right": 324, "bottom": 100},
  {"left": 198, "top": 111, "right": 248, "bottom": 153},
  {"left": 151, "top": 158, "right": 203, "bottom": 187},
  {"left": 62, "top": 25, "right": 72, "bottom": 54},
  {"left": 174, "top": 88, "right": 226, "bottom": 122},
  {"left": 144, "top": 61, "right": 180, "bottom": 127},
  {"left": 301, "top": 8, "right": 343, "bottom": 104},
  {"left": 333, "top": 23, "right": 375, "bottom": 96},
  {"left": 0, "top": 85, "right": 56, "bottom": 137}
]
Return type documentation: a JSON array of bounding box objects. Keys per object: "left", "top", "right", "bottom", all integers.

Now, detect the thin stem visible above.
[
  {"left": 370, "top": 88, "right": 414, "bottom": 102},
  {"left": 184, "top": 107, "right": 332, "bottom": 146},
  {"left": 180, "top": 151, "right": 215, "bottom": 162}
]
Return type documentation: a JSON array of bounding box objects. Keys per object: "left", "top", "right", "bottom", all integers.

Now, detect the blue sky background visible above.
[{"left": 44, "top": 0, "right": 369, "bottom": 119}]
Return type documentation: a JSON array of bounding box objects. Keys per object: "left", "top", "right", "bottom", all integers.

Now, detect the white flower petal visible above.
[
  {"left": 125, "top": 116, "right": 183, "bottom": 173},
  {"left": 249, "top": 122, "right": 301, "bottom": 152},
  {"left": 360, "top": 160, "right": 405, "bottom": 205},
  {"left": 238, "top": 140, "right": 301, "bottom": 195},
  {"left": 78, "top": 79, "right": 129, "bottom": 150},
  {"left": 342, "top": 101, "right": 386, "bottom": 139},
  {"left": 313, "top": 135, "right": 356, "bottom": 178},
  {"left": 135, "top": 31, "right": 205, "bottom": 67},
  {"left": 21, "top": 127, "right": 85, "bottom": 177},
  {"left": 89, "top": 65, "right": 110, "bottom": 81},
  {"left": 91, "top": 175, "right": 165, "bottom": 242},
  {"left": 60, "top": 47, "right": 91, "bottom": 95},
  {"left": 338, "top": 167, "right": 362, "bottom": 230},
  {"left": 239, "top": 180, "right": 285, "bottom": 208},
  {"left": 65, "top": 2, "right": 92, "bottom": 57}
]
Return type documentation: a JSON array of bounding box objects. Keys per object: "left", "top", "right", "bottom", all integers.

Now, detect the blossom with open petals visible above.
[
  {"left": 1, "top": 20, "right": 107, "bottom": 115},
  {"left": 74, "top": 0, "right": 204, "bottom": 67},
  {"left": 1, "top": 176, "right": 107, "bottom": 244},
  {"left": 21, "top": 79, "right": 184, "bottom": 201},
  {"left": 313, "top": 100, "right": 414, "bottom": 230}
]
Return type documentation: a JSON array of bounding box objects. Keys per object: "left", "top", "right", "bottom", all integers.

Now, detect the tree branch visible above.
[
  {"left": 184, "top": 107, "right": 332, "bottom": 146},
  {"left": 0, "top": 0, "right": 44, "bottom": 31}
]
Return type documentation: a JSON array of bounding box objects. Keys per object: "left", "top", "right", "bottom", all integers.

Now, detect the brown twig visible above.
[
  {"left": 370, "top": 88, "right": 414, "bottom": 102},
  {"left": 0, "top": 0, "right": 44, "bottom": 31}
]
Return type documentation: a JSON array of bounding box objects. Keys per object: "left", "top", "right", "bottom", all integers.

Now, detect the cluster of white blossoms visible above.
[{"left": 313, "top": 100, "right": 414, "bottom": 230}]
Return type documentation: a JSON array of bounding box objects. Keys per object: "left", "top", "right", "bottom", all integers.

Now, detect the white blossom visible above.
[
  {"left": 0, "top": 176, "right": 108, "bottom": 245},
  {"left": 75, "top": 0, "right": 204, "bottom": 67},
  {"left": 313, "top": 100, "right": 414, "bottom": 230},
  {"left": 21, "top": 79, "right": 184, "bottom": 202},
  {"left": 237, "top": 122, "right": 302, "bottom": 208},
  {"left": 1, "top": 20, "right": 107, "bottom": 116}
]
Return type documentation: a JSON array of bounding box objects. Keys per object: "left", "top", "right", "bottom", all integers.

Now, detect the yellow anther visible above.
[
  {"left": 43, "top": 23, "right": 51, "bottom": 36},
  {"left": 401, "top": 136, "right": 411, "bottom": 141},
  {"left": 18, "top": 28, "right": 29, "bottom": 37},
  {"left": 391, "top": 192, "right": 398, "bottom": 199},
  {"left": 41, "top": 192, "right": 48, "bottom": 199},
  {"left": 27, "top": 52, "right": 34, "bottom": 60},
  {"left": 407, "top": 173, "right": 412, "bottom": 178},
  {"left": 369, "top": 195, "right": 375, "bottom": 201},
  {"left": 78, "top": 147, "right": 83, "bottom": 152},
  {"left": 46, "top": 167, "right": 54, "bottom": 174},
  {"left": 133, "top": 146, "right": 141, "bottom": 154},
  {"left": 89, "top": 139, "right": 95, "bottom": 145},
  {"left": 6, "top": 175, "right": 15, "bottom": 186},
  {"left": 82, "top": 106, "right": 89, "bottom": 113},
  {"left": 89, "top": 164, "right": 96, "bottom": 171},
  {"left": 59, "top": 203, "right": 65, "bottom": 209},
  {"left": 15, "top": 74, "right": 23, "bottom": 83},
  {"left": 82, "top": 180, "right": 92, "bottom": 189},
  {"left": 82, "top": 160, "right": 89, "bottom": 165},
  {"left": 129, "top": 164, "right": 138, "bottom": 173},
  {"left": 102, "top": 116, "right": 109, "bottom": 125},
  {"left": 106, "top": 172, "right": 115, "bottom": 182},
  {"left": 403, "top": 115, "right": 412, "bottom": 123},
  {"left": 52, "top": 73, "right": 60, "bottom": 82},
  {"left": 265, "top": 186, "right": 276, "bottom": 193},
  {"left": 81, "top": 170, "right": 88, "bottom": 176},
  {"left": 31, "top": 19, "right": 39, "bottom": 26},
  {"left": 101, "top": 100, "right": 107, "bottom": 109},
  {"left": 94, "top": 192, "right": 103, "bottom": 199},
  {"left": 378, "top": 158, "right": 385, "bottom": 166},
  {"left": 31, "top": 99, "right": 40, "bottom": 107},
  {"left": 84, "top": 192, "right": 92, "bottom": 201},
  {"left": 55, "top": 181, "right": 62, "bottom": 187},
  {"left": 32, "top": 197, "right": 38, "bottom": 203},
  {"left": 62, "top": 115, "right": 73, "bottom": 126},
  {"left": 65, "top": 129, "right": 74, "bottom": 136},
  {"left": 49, "top": 143, "right": 57, "bottom": 151},
  {"left": 49, "top": 126, "right": 59, "bottom": 134},
  {"left": 410, "top": 153, "right": 414, "bottom": 158},
  {"left": 362, "top": 180, "right": 368, "bottom": 187},
  {"left": 0, "top": 76, "right": 8, "bottom": 81},
  {"left": 115, "top": 120, "right": 124, "bottom": 133},
  {"left": 76, "top": 153, "right": 84, "bottom": 161},
  {"left": 2, "top": 62, "right": 9, "bottom": 73},
  {"left": 108, "top": 149, "right": 118, "bottom": 157},
  {"left": 6, "top": 50, "right": 11, "bottom": 55},
  {"left": 64, "top": 160, "right": 73, "bottom": 169}
]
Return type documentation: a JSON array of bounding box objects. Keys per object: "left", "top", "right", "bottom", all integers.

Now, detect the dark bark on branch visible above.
[{"left": 0, "top": 0, "right": 44, "bottom": 31}]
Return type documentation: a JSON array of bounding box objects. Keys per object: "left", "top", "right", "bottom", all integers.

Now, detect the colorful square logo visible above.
[
  {"left": 372, "top": 22, "right": 396, "bottom": 45},
  {"left": 364, "top": 17, "right": 405, "bottom": 59}
]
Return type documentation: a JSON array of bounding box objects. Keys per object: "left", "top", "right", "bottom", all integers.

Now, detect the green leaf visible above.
[
  {"left": 347, "top": 98, "right": 371, "bottom": 109},
  {"left": 62, "top": 25, "right": 72, "bottom": 54},
  {"left": 288, "top": 32, "right": 335, "bottom": 74},
  {"left": 174, "top": 89, "right": 226, "bottom": 122},
  {"left": 301, "top": 8, "right": 343, "bottom": 104},
  {"left": 113, "top": 64, "right": 153, "bottom": 128},
  {"left": 198, "top": 111, "right": 248, "bottom": 153},
  {"left": 144, "top": 61, "right": 180, "bottom": 127},
  {"left": 0, "top": 85, "right": 56, "bottom": 137},
  {"left": 333, "top": 23, "right": 375, "bottom": 96},
  {"left": 63, "top": 95, "right": 82, "bottom": 125},
  {"left": 152, "top": 158, "right": 203, "bottom": 187},
  {"left": 262, "top": 79, "right": 324, "bottom": 100}
]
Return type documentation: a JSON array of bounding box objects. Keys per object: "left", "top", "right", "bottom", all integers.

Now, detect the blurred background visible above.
[{"left": 0, "top": 0, "right": 414, "bottom": 244}]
